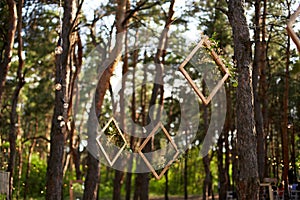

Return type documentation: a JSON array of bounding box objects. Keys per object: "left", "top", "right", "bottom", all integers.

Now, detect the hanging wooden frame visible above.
[
  {"left": 287, "top": 4, "right": 300, "bottom": 53},
  {"left": 138, "top": 122, "right": 180, "bottom": 180},
  {"left": 178, "top": 36, "right": 231, "bottom": 105},
  {"left": 96, "top": 117, "right": 127, "bottom": 166}
]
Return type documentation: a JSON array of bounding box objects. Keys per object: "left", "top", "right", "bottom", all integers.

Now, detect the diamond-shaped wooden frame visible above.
[
  {"left": 96, "top": 117, "right": 127, "bottom": 166},
  {"left": 287, "top": 4, "right": 300, "bottom": 53},
  {"left": 178, "top": 36, "right": 230, "bottom": 105},
  {"left": 138, "top": 122, "right": 179, "bottom": 180}
]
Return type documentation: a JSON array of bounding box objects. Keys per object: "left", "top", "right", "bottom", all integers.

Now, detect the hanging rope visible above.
[
  {"left": 55, "top": 0, "right": 63, "bottom": 55},
  {"left": 55, "top": 0, "right": 63, "bottom": 92}
]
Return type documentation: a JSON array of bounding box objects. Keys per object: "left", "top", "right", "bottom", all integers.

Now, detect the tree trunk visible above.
[
  {"left": 226, "top": 0, "right": 260, "bottom": 199},
  {"left": 125, "top": 45, "right": 139, "bottom": 200},
  {"left": 113, "top": 2, "right": 130, "bottom": 197},
  {"left": 202, "top": 83, "right": 212, "bottom": 200},
  {"left": 260, "top": 0, "right": 269, "bottom": 179},
  {"left": 217, "top": 132, "right": 228, "bottom": 199},
  {"left": 125, "top": 31, "right": 139, "bottom": 200},
  {"left": 69, "top": 33, "right": 83, "bottom": 180},
  {"left": 133, "top": 56, "right": 148, "bottom": 200},
  {"left": 134, "top": 2, "right": 175, "bottom": 199},
  {"left": 282, "top": 2, "right": 291, "bottom": 198},
  {"left": 16, "top": 118, "right": 23, "bottom": 200},
  {"left": 113, "top": 170, "right": 124, "bottom": 200},
  {"left": 0, "top": 0, "right": 17, "bottom": 106},
  {"left": 46, "top": 0, "right": 77, "bottom": 199},
  {"left": 202, "top": 155, "right": 212, "bottom": 200},
  {"left": 7, "top": 1, "right": 25, "bottom": 198},
  {"left": 253, "top": 0, "right": 266, "bottom": 183},
  {"left": 217, "top": 85, "right": 231, "bottom": 199},
  {"left": 164, "top": 170, "right": 169, "bottom": 200},
  {"left": 184, "top": 150, "right": 188, "bottom": 200},
  {"left": 83, "top": 1, "right": 126, "bottom": 199},
  {"left": 24, "top": 119, "right": 37, "bottom": 200}
]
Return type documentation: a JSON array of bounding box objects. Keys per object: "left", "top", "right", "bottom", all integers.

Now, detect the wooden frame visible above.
[
  {"left": 0, "top": 171, "right": 9, "bottom": 198},
  {"left": 287, "top": 4, "right": 300, "bottom": 53},
  {"left": 259, "top": 183, "right": 274, "bottom": 200},
  {"left": 138, "top": 122, "right": 179, "bottom": 180},
  {"left": 96, "top": 117, "right": 127, "bottom": 166},
  {"left": 178, "top": 36, "right": 230, "bottom": 105},
  {"left": 69, "top": 180, "right": 84, "bottom": 200}
]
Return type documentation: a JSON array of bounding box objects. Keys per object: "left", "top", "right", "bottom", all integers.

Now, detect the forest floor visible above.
[{"left": 150, "top": 195, "right": 218, "bottom": 200}]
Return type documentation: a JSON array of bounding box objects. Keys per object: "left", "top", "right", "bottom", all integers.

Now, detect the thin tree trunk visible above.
[
  {"left": 7, "top": 1, "right": 25, "bottom": 198},
  {"left": 202, "top": 155, "right": 212, "bottom": 200},
  {"left": 113, "top": 170, "right": 124, "bottom": 200},
  {"left": 83, "top": 1, "right": 126, "bottom": 199},
  {"left": 164, "top": 170, "right": 169, "bottom": 200},
  {"left": 260, "top": 0, "right": 269, "bottom": 180},
  {"left": 282, "top": 2, "right": 291, "bottom": 198},
  {"left": 69, "top": 30, "right": 83, "bottom": 181},
  {"left": 0, "top": 0, "right": 17, "bottom": 106},
  {"left": 16, "top": 118, "right": 23, "bottom": 200},
  {"left": 253, "top": 0, "right": 266, "bottom": 183},
  {"left": 226, "top": 0, "right": 260, "bottom": 199},
  {"left": 133, "top": 52, "right": 148, "bottom": 200},
  {"left": 135, "top": 2, "right": 175, "bottom": 199},
  {"left": 184, "top": 149, "right": 188, "bottom": 200},
  {"left": 202, "top": 83, "right": 212, "bottom": 200},
  {"left": 217, "top": 85, "right": 231, "bottom": 199},
  {"left": 225, "top": 86, "right": 232, "bottom": 194},
  {"left": 23, "top": 119, "right": 37, "bottom": 200},
  {"left": 125, "top": 31, "right": 139, "bottom": 200},
  {"left": 113, "top": 2, "right": 130, "bottom": 197}
]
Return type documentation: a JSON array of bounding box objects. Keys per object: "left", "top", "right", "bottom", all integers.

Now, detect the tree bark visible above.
[
  {"left": 260, "top": 0, "right": 269, "bottom": 179},
  {"left": 184, "top": 150, "right": 188, "bottom": 200},
  {"left": 0, "top": 0, "right": 17, "bottom": 106},
  {"left": 202, "top": 155, "right": 212, "bottom": 200},
  {"left": 69, "top": 30, "right": 83, "bottom": 181},
  {"left": 134, "top": 2, "right": 175, "bottom": 199},
  {"left": 83, "top": 1, "right": 126, "bottom": 199},
  {"left": 164, "top": 170, "right": 169, "bottom": 200},
  {"left": 46, "top": 0, "right": 77, "bottom": 199},
  {"left": 282, "top": 2, "right": 291, "bottom": 198},
  {"left": 202, "top": 83, "right": 212, "bottom": 200},
  {"left": 7, "top": 0, "right": 25, "bottom": 198},
  {"left": 125, "top": 33, "right": 139, "bottom": 200},
  {"left": 133, "top": 56, "right": 148, "bottom": 200},
  {"left": 217, "top": 86, "right": 232, "bottom": 199},
  {"left": 24, "top": 119, "right": 37, "bottom": 200},
  {"left": 253, "top": 0, "right": 266, "bottom": 183},
  {"left": 113, "top": 2, "right": 130, "bottom": 198},
  {"left": 226, "top": 0, "right": 260, "bottom": 199}
]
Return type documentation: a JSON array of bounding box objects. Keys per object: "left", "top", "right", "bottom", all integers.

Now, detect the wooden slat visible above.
[
  {"left": 179, "top": 66, "right": 208, "bottom": 105},
  {"left": 178, "top": 37, "right": 207, "bottom": 70},
  {"left": 203, "top": 39, "right": 230, "bottom": 74},
  {"left": 138, "top": 122, "right": 179, "bottom": 180},
  {"left": 287, "top": 4, "right": 300, "bottom": 53}
]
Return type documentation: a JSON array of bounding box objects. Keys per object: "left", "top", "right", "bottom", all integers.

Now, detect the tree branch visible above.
[
  {"left": 69, "top": 0, "right": 84, "bottom": 35},
  {"left": 122, "top": 1, "right": 160, "bottom": 26},
  {"left": 22, "top": 136, "right": 51, "bottom": 144}
]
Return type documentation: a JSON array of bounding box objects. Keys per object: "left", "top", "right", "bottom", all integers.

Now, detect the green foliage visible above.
[{"left": 12, "top": 153, "right": 47, "bottom": 199}]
